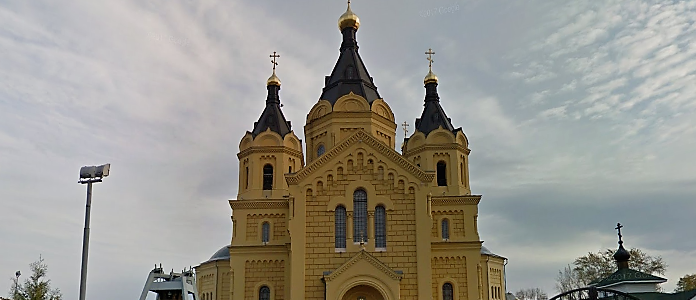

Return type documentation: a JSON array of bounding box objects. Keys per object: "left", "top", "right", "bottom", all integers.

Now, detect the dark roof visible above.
[
  {"left": 251, "top": 85, "right": 292, "bottom": 138},
  {"left": 414, "top": 82, "right": 462, "bottom": 137},
  {"left": 630, "top": 290, "right": 696, "bottom": 300},
  {"left": 594, "top": 268, "right": 666, "bottom": 287},
  {"left": 204, "top": 245, "right": 230, "bottom": 263},
  {"left": 319, "top": 27, "right": 381, "bottom": 105}
]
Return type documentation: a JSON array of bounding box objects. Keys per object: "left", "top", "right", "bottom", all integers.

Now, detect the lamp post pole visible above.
[
  {"left": 79, "top": 180, "right": 95, "bottom": 300},
  {"left": 78, "top": 164, "right": 110, "bottom": 300}
]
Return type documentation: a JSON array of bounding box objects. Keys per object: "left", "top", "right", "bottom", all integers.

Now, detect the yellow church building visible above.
[{"left": 195, "top": 3, "right": 507, "bottom": 300}]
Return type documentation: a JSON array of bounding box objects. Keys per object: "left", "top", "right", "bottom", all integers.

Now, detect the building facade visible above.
[{"left": 195, "top": 3, "right": 506, "bottom": 300}]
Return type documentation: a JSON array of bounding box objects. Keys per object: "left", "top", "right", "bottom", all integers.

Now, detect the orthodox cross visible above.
[
  {"left": 425, "top": 48, "right": 435, "bottom": 71},
  {"left": 615, "top": 222, "right": 624, "bottom": 245},
  {"left": 402, "top": 121, "right": 409, "bottom": 136},
  {"left": 359, "top": 230, "right": 366, "bottom": 250},
  {"left": 270, "top": 51, "right": 280, "bottom": 72}
]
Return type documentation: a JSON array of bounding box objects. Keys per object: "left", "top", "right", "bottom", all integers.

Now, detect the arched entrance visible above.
[{"left": 341, "top": 284, "right": 385, "bottom": 300}]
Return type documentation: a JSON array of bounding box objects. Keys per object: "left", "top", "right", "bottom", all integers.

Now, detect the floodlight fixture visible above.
[
  {"left": 79, "top": 164, "right": 110, "bottom": 183},
  {"left": 77, "top": 163, "right": 110, "bottom": 300}
]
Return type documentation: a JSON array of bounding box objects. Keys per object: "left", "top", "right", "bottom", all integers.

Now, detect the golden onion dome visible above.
[
  {"left": 338, "top": 2, "right": 360, "bottom": 31},
  {"left": 267, "top": 71, "right": 281, "bottom": 86},
  {"left": 424, "top": 69, "right": 438, "bottom": 84}
]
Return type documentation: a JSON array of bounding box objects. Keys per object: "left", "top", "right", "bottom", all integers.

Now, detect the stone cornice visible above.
[
  {"left": 286, "top": 130, "right": 434, "bottom": 185},
  {"left": 324, "top": 250, "right": 402, "bottom": 282},
  {"left": 229, "top": 199, "right": 289, "bottom": 210},
  {"left": 431, "top": 195, "right": 481, "bottom": 206},
  {"left": 431, "top": 241, "right": 483, "bottom": 251},
  {"left": 403, "top": 143, "right": 471, "bottom": 157},
  {"left": 237, "top": 146, "right": 304, "bottom": 159}
]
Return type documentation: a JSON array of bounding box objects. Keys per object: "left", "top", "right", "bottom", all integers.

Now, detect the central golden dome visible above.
[
  {"left": 267, "top": 71, "right": 281, "bottom": 86},
  {"left": 338, "top": 2, "right": 360, "bottom": 31}
]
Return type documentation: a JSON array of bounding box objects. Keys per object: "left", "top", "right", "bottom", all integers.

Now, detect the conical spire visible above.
[
  {"left": 251, "top": 52, "right": 292, "bottom": 138},
  {"left": 319, "top": 1, "right": 381, "bottom": 105},
  {"left": 415, "top": 48, "right": 461, "bottom": 137},
  {"left": 613, "top": 223, "right": 631, "bottom": 270}
]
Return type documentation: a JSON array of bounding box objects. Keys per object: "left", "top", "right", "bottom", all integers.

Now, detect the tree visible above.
[
  {"left": 675, "top": 274, "right": 696, "bottom": 292},
  {"left": 555, "top": 248, "right": 667, "bottom": 293},
  {"left": 515, "top": 288, "right": 548, "bottom": 300},
  {"left": 8, "top": 256, "right": 62, "bottom": 300}
]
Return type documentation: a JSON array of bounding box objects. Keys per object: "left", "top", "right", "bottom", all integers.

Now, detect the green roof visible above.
[{"left": 595, "top": 268, "right": 666, "bottom": 287}]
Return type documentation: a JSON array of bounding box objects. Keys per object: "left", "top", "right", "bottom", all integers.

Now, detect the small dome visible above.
[
  {"left": 424, "top": 70, "right": 438, "bottom": 84},
  {"left": 613, "top": 244, "right": 630, "bottom": 262},
  {"left": 207, "top": 245, "right": 230, "bottom": 262},
  {"left": 267, "top": 71, "right": 281, "bottom": 86},
  {"left": 338, "top": 3, "right": 360, "bottom": 31}
]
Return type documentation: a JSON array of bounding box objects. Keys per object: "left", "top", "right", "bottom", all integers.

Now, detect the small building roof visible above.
[
  {"left": 593, "top": 267, "right": 666, "bottom": 288},
  {"left": 205, "top": 245, "right": 230, "bottom": 263},
  {"left": 481, "top": 245, "right": 507, "bottom": 259}
]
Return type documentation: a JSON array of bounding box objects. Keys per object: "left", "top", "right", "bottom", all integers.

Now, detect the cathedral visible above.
[{"left": 195, "top": 3, "right": 507, "bottom": 300}]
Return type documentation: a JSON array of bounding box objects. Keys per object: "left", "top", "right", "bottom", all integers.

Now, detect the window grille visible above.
[
  {"left": 335, "top": 206, "right": 346, "bottom": 249},
  {"left": 353, "top": 190, "right": 368, "bottom": 243},
  {"left": 375, "top": 205, "right": 386, "bottom": 249},
  {"left": 443, "top": 283, "right": 454, "bottom": 300}
]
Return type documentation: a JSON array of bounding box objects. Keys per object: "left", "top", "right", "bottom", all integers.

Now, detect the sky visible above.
[{"left": 1, "top": 0, "right": 695, "bottom": 299}]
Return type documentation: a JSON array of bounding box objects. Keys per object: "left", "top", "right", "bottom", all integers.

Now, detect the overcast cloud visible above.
[{"left": 1, "top": 0, "right": 694, "bottom": 299}]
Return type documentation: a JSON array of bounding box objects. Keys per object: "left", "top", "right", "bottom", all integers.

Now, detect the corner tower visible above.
[
  {"left": 237, "top": 52, "right": 304, "bottom": 200},
  {"left": 402, "top": 49, "right": 471, "bottom": 196},
  {"left": 304, "top": 2, "right": 396, "bottom": 163}
]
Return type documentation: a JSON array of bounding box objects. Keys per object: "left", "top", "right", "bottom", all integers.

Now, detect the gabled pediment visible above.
[
  {"left": 323, "top": 250, "right": 402, "bottom": 282},
  {"left": 285, "top": 129, "right": 434, "bottom": 185}
]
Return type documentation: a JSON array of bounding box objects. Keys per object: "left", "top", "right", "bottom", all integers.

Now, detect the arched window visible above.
[
  {"left": 317, "top": 144, "right": 326, "bottom": 157},
  {"left": 335, "top": 206, "right": 347, "bottom": 249},
  {"left": 263, "top": 164, "right": 273, "bottom": 190},
  {"left": 441, "top": 218, "right": 450, "bottom": 240},
  {"left": 262, "top": 222, "right": 270, "bottom": 244},
  {"left": 437, "top": 161, "right": 447, "bottom": 186},
  {"left": 259, "top": 286, "right": 270, "bottom": 300},
  {"left": 375, "top": 205, "right": 386, "bottom": 249},
  {"left": 353, "top": 190, "right": 368, "bottom": 243},
  {"left": 443, "top": 283, "right": 454, "bottom": 300}
]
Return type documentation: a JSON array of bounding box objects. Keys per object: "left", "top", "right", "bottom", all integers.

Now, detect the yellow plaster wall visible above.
[
  {"left": 300, "top": 147, "right": 422, "bottom": 300},
  {"left": 432, "top": 256, "right": 468, "bottom": 300},
  {"left": 244, "top": 260, "right": 285, "bottom": 300}
]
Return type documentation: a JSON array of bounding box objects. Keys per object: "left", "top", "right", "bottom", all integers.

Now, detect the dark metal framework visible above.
[{"left": 550, "top": 287, "right": 641, "bottom": 300}]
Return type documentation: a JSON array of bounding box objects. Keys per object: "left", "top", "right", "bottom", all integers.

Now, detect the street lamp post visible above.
[
  {"left": 14, "top": 271, "right": 21, "bottom": 298},
  {"left": 78, "top": 164, "right": 110, "bottom": 300}
]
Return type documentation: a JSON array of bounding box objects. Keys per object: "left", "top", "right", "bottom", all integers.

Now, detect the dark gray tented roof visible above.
[
  {"left": 319, "top": 28, "right": 381, "bottom": 105},
  {"left": 414, "top": 82, "right": 462, "bottom": 137},
  {"left": 206, "top": 245, "right": 230, "bottom": 263},
  {"left": 251, "top": 85, "right": 292, "bottom": 138}
]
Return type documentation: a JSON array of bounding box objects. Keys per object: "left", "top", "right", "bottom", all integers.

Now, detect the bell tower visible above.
[
  {"left": 304, "top": 2, "right": 396, "bottom": 163},
  {"left": 237, "top": 52, "right": 304, "bottom": 200},
  {"left": 402, "top": 48, "right": 471, "bottom": 195}
]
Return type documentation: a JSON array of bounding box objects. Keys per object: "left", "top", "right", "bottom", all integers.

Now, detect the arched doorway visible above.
[{"left": 341, "top": 284, "right": 385, "bottom": 300}]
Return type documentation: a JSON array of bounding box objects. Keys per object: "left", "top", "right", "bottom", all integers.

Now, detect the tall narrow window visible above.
[
  {"left": 375, "top": 205, "right": 386, "bottom": 249},
  {"left": 245, "top": 167, "right": 249, "bottom": 189},
  {"left": 437, "top": 161, "right": 447, "bottom": 186},
  {"left": 442, "top": 218, "right": 450, "bottom": 240},
  {"left": 263, "top": 164, "right": 273, "bottom": 190},
  {"left": 335, "top": 206, "right": 347, "bottom": 249},
  {"left": 353, "top": 189, "right": 368, "bottom": 243},
  {"left": 262, "top": 222, "right": 270, "bottom": 244},
  {"left": 317, "top": 144, "right": 326, "bottom": 157},
  {"left": 443, "top": 283, "right": 454, "bottom": 300},
  {"left": 259, "top": 286, "right": 270, "bottom": 300}
]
